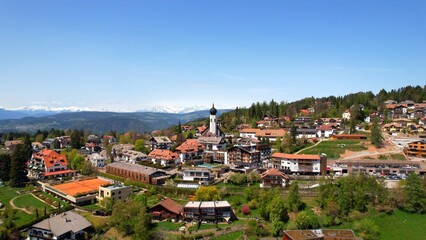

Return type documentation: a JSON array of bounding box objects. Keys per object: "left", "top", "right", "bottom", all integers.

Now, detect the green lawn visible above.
[
  {"left": 212, "top": 231, "right": 244, "bottom": 240},
  {"left": 75, "top": 210, "right": 110, "bottom": 228},
  {"left": 299, "top": 140, "right": 367, "bottom": 159},
  {"left": 325, "top": 210, "right": 426, "bottom": 240},
  {"left": 154, "top": 221, "right": 182, "bottom": 231},
  {"left": 13, "top": 194, "right": 54, "bottom": 212}
]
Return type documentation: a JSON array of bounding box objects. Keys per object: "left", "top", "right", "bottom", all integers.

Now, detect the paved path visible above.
[
  {"left": 295, "top": 139, "right": 325, "bottom": 154},
  {"left": 9, "top": 194, "right": 32, "bottom": 214}
]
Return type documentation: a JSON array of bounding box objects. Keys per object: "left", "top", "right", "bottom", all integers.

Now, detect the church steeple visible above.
[
  {"left": 210, "top": 103, "right": 217, "bottom": 115},
  {"left": 209, "top": 103, "right": 217, "bottom": 135}
]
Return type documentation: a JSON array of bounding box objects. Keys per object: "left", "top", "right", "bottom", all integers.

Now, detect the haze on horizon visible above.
[{"left": 0, "top": 1, "right": 425, "bottom": 112}]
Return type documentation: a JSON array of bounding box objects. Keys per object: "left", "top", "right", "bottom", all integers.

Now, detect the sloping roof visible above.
[
  {"left": 272, "top": 153, "right": 320, "bottom": 160},
  {"left": 151, "top": 136, "right": 172, "bottom": 144},
  {"left": 197, "top": 136, "right": 224, "bottom": 145},
  {"left": 175, "top": 139, "right": 204, "bottom": 153},
  {"left": 151, "top": 198, "right": 183, "bottom": 215},
  {"left": 261, "top": 168, "right": 289, "bottom": 180},
  {"left": 240, "top": 128, "right": 287, "bottom": 137},
  {"left": 4, "top": 140, "right": 22, "bottom": 147},
  {"left": 32, "top": 211, "right": 91, "bottom": 237},
  {"left": 33, "top": 149, "right": 68, "bottom": 168},
  {"left": 107, "top": 162, "right": 164, "bottom": 176},
  {"left": 317, "top": 125, "right": 333, "bottom": 131},
  {"left": 148, "top": 149, "right": 179, "bottom": 161}
]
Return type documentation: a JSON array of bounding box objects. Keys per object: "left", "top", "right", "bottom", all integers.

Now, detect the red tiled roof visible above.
[
  {"left": 317, "top": 125, "right": 333, "bottom": 131},
  {"left": 151, "top": 198, "right": 183, "bottom": 215},
  {"left": 33, "top": 149, "right": 68, "bottom": 168},
  {"left": 175, "top": 139, "right": 204, "bottom": 153},
  {"left": 148, "top": 149, "right": 179, "bottom": 161},
  {"left": 272, "top": 153, "right": 320, "bottom": 160},
  {"left": 261, "top": 168, "right": 289, "bottom": 179},
  {"left": 41, "top": 169, "right": 76, "bottom": 177}
]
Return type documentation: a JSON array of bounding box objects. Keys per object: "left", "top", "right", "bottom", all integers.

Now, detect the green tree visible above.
[
  {"left": 110, "top": 200, "right": 153, "bottom": 240},
  {"left": 403, "top": 174, "right": 426, "bottom": 213},
  {"left": 288, "top": 181, "right": 304, "bottom": 212},
  {"left": 195, "top": 186, "right": 222, "bottom": 201},
  {"left": 371, "top": 117, "right": 383, "bottom": 148},
  {"left": 0, "top": 153, "right": 11, "bottom": 181},
  {"left": 134, "top": 139, "right": 149, "bottom": 154},
  {"left": 295, "top": 211, "right": 319, "bottom": 229},
  {"left": 10, "top": 136, "right": 31, "bottom": 187},
  {"left": 354, "top": 219, "right": 380, "bottom": 240},
  {"left": 271, "top": 220, "right": 285, "bottom": 237},
  {"left": 290, "top": 125, "right": 298, "bottom": 144},
  {"left": 274, "top": 137, "right": 283, "bottom": 153},
  {"left": 267, "top": 196, "right": 289, "bottom": 222},
  {"left": 70, "top": 129, "right": 84, "bottom": 149}
]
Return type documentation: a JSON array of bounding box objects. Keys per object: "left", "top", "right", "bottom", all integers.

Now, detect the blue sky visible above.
[{"left": 0, "top": 0, "right": 425, "bottom": 111}]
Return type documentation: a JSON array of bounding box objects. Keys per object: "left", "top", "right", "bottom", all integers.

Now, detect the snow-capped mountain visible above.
[
  {"left": 13, "top": 105, "right": 94, "bottom": 112},
  {"left": 137, "top": 105, "right": 209, "bottom": 114}
]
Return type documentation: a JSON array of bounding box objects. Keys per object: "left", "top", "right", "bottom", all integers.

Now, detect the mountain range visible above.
[{"left": 0, "top": 109, "right": 230, "bottom": 134}]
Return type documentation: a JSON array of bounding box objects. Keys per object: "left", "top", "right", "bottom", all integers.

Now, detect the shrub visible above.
[{"left": 241, "top": 205, "right": 250, "bottom": 215}]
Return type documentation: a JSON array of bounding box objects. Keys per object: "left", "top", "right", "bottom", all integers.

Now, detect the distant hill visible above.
[{"left": 0, "top": 109, "right": 230, "bottom": 134}]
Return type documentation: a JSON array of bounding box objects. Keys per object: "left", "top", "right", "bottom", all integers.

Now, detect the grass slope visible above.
[{"left": 299, "top": 140, "right": 367, "bottom": 159}]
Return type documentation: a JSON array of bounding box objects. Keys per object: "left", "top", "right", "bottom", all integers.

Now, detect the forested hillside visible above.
[{"left": 218, "top": 85, "right": 426, "bottom": 131}]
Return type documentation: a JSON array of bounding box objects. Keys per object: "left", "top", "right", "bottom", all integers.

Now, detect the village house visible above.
[
  {"left": 149, "top": 136, "right": 173, "bottom": 150},
  {"left": 235, "top": 138, "right": 271, "bottom": 162},
  {"left": 260, "top": 168, "right": 289, "bottom": 188},
  {"left": 342, "top": 109, "right": 351, "bottom": 121},
  {"left": 148, "top": 149, "right": 180, "bottom": 167},
  {"left": 150, "top": 198, "right": 183, "bottom": 221},
  {"left": 182, "top": 168, "right": 213, "bottom": 185},
  {"left": 175, "top": 139, "right": 205, "bottom": 162},
  {"left": 89, "top": 153, "right": 105, "bottom": 167},
  {"left": 121, "top": 149, "right": 148, "bottom": 163},
  {"left": 97, "top": 184, "right": 132, "bottom": 203},
  {"left": 296, "top": 127, "right": 317, "bottom": 139},
  {"left": 316, "top": 125, "right": 335, "bottom": 138},
  {"left": 183, "top": 201, "right": 236, "bottom": 223},
  {"left": 28, "top": 211, "right": 92, "bottom": 240},
  {"left": 227, "top": 146, "right": 261, "bottom": 168},
  {"left": 239, "top": 128, "right": 287, "bottom": 143},
  {"left": 403, "top": 139, "right": 426, "bottom": 158},
  {"left": 105, "top": 162, "right": 169, "bottom": 185},
  {"left": 29, "top": 149, "right": 76, "bottom": 179},
  {"left": 269, "top": 153, "right": 327, "bottom": 175}
]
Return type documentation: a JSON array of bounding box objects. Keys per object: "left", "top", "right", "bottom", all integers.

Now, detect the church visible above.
[{"left": 200, "top": 104, "right": 224, "bottom": 137}]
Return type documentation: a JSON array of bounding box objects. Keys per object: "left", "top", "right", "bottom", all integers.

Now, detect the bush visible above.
[
  {"left": 241, "top": 205, "right": 250, "bottom": 215},
  {"left": 248, "top": 200, "right": 257, "bottom": 210}
]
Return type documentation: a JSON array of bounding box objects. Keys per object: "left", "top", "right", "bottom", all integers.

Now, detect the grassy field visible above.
[
  {"left": 299, "top": 140, "right": 367, "bottom": 159},
  {"left": 212, "top": 231, "right": 244, "bottom": 240},
  {"left": 75, "top": 210, "right": 110, "bottom": 228},
  {"left": 325, "top": 210, "right": 426, "bottom": 240},
  {"left": 154, "top": 221, "right": 182, "bottom": 231},
  {"left": 13, "top": 194, "right": 54, "bottom": 213}
]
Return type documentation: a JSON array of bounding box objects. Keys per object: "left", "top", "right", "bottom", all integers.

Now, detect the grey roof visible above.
[
  {"left": 32, "top": 211, "right": 91, "bottom": 237},
  {"left": 214, "top": 201, "right": 231, "bottom": 208},
  {"left": 107, "top": 162, "right": 164, "bottom": 175},
  {"left": 152, "top": 136, "right": 172, "bottom": 143},
  {"left": 197, "top": 136, "right": 224, "bottom": 145},
  {"left": 185, "top": 201, "right": 201, "bottom": 208},
  {"left": 200, "top": 202, "right": 215, "bottom": 208}
]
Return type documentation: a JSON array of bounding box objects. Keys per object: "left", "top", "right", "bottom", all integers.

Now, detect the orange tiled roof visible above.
[
  {"left": 33, "top": 149, "right": 68, "bottom": 168},
  {"left": 272, "top": 153, "right": 320, "bottom": 160},
  {"left": 148, "top": 149, "right": 179, "bottom": 161},
  {"left": 175, "top": 139, "right": 204, "bottom": 153},
  {"left": 261, "top": 168, "right": 289, "bottom": 179}
]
